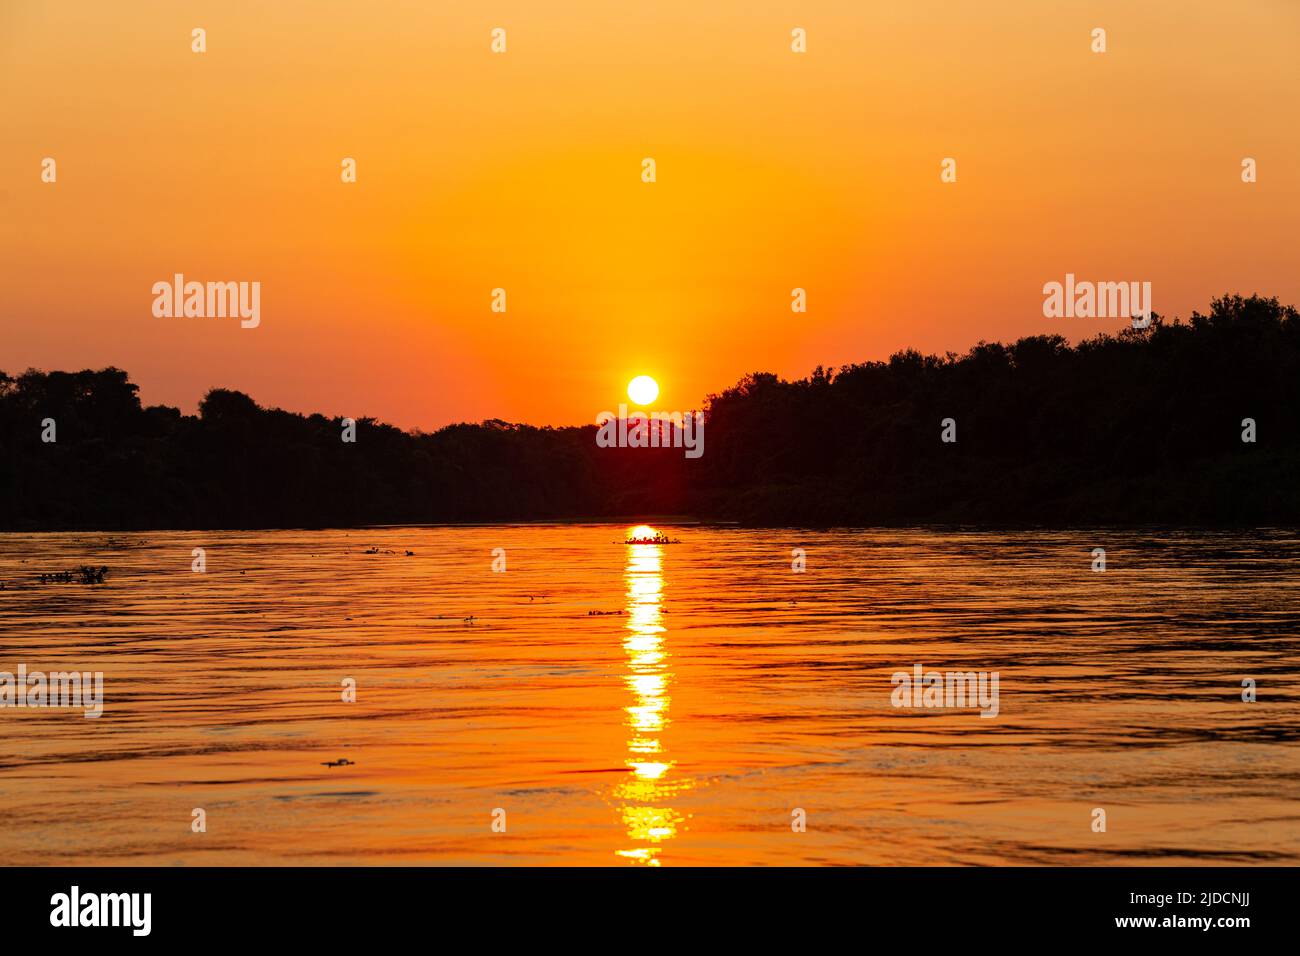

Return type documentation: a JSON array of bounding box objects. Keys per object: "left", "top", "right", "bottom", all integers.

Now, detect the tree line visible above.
[{"left": 2, "top": 294, "right": 1296, "bottom": 529}]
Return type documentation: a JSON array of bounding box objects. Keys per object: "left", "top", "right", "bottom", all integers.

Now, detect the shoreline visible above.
[{"left": 1, "top": 520, "right": 1295, "bottom": 535}]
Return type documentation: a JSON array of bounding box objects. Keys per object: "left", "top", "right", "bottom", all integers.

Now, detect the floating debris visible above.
[
  {"left": 99, "top": 537, "right": 145, "bottom": 551},
  {"left": 78, "top": 565, "right": 108, "bottom": 584},
  {"left": 624, "top": 532, "right": 679, "bottom": 545},
  {"left": 36, "top": 566, "right": 108, "bottom": 585}
]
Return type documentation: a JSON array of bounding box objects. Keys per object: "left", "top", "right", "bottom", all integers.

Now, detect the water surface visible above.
[{"left": 2, "top": 525, "right": 1298, "bottom": 865}]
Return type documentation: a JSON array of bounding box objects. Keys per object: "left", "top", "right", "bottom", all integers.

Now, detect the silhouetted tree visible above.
[{"left": 1, "top": 295, "right": 1297, "bottom": 529}]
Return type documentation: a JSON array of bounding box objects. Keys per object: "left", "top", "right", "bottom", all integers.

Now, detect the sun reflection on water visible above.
[{"left": 614, "top": 526, "right": 689, "bottom": 865}]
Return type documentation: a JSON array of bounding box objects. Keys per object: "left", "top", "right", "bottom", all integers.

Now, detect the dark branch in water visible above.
[{"left": 34, "top": 566, "right": 108, "bottom": 585}]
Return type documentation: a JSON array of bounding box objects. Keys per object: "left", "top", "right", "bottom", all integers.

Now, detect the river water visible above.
[{"left": 1, "top": 525, "right": 1297, "bottom": 865}]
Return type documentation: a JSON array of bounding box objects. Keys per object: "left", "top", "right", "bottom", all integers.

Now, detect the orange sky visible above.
[{"left": 2, "top": 1, "right": 1298, "bottom": 429}]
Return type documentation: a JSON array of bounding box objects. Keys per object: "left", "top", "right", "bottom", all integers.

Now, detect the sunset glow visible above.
[{"left": 3, "top": 1, "right": 1297, "bottom": 430}]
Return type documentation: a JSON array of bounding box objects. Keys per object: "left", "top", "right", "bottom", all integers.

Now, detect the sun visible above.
[{"left": 627, "top": 375, "right": 659, "bottom": 406}]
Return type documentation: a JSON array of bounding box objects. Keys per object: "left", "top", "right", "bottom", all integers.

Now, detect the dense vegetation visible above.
[{"left": 2, "top": 294, "right": 1297, "bottom": 529}]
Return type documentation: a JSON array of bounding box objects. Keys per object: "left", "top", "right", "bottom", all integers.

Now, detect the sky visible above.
[{"left": 2, "top": 1, "right": 1298, "bottom": 430}]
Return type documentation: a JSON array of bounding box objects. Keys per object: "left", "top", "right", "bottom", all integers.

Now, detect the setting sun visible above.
[{"left": 627, "top": 376, "right": 659, "bottom": 406}]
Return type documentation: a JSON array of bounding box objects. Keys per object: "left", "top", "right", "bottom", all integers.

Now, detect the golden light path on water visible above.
[{"left": 615, "top": 525, "right": 690, "bottom": 865}]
